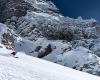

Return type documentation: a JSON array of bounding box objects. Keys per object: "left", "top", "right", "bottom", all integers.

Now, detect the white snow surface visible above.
[
  {"left": 63, "top": 46, "right": 98, "bottom": 67},
  {"left": 0, "top": 46, "right": 100, "bottom": 80}
]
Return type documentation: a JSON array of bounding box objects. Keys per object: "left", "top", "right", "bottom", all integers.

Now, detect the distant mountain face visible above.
[
  {"left": 1, "top": 0, "right": 100, "bottom": 77},
  {"left": 0, "top": 0, "right": 62, "bottom": 40},
  {"left": 0, "top": 0, "right": 98, "bottom": 57},
  {"left": 0, "top": 0, "right": 98, "bottom": 41},
  {"left": 0, "top": 0, "right": 59, "bottom": 22}
]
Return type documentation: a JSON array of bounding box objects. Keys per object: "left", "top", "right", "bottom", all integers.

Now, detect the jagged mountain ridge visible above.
[
  {"left": 0, "top": 0, "right": 62, "bottom": 40},
  {"left": 0, "top": 0, "right": 59, "bottom": 22},
  {"left": 1, "top": 0, "right": 99, "bottom": 40},
  {"left": 0, "top": 0, "right": 100, "bottom": 77}
]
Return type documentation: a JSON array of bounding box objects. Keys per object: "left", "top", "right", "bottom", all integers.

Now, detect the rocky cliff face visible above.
[
  {"left": 0, "top": 0, "right": 98, "bottom": 41},
  {"left": 0, "top": 0, "right": 59, "bottom": 22},
  {"left": 0, "top": 0, "right": 61, "bottom": 40},
  {"left": 0, "top": 23, "right": 15, "bottom": 50}
]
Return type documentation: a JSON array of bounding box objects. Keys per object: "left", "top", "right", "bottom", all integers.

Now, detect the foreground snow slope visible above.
[{"left": 0, "top": 48, "right": 100, "bottom": 80}]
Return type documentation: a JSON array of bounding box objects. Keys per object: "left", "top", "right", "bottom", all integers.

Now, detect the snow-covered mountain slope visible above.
[
  {"left": 1, "top": 0, "right": 100, "bottom": 78},
  {"left": 0, "top": 47, "right": 100, "bottom": 80},
  {"left": 1, "top": 0, "right": 98, "bottom": 41},
  {"left": 0, "top": 0, "right": 59, "bottom": 23},
  {"left": 15, "top": 37, "right": 100, "bottom": 76}
]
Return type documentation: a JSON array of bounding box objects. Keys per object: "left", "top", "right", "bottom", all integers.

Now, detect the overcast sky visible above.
[{"left": 51, "top": 0, "right": 100, "bottom": 21}]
